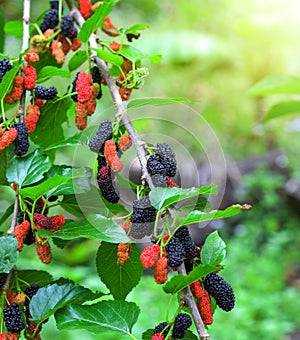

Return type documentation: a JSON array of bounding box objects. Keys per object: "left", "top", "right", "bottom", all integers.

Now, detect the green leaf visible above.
[
  {"left": 117, "top": 46, "right": 162, "bottom": 64},
  {"left": 19, "top": 176, "right": 71, "bottom": 200},
  {"left": 96, "top": 242, "right": 143, "bottom": 300},
  {"left": 30, "top": 97, "right": 72, "bottom": 148},
  {"left": 0, "top": 66, "right": 20, "bottom": 100},
  {"left": 0, "top": 203, "right": 14, "bottom": 226},
  {"left": 124, "top": 23, "right": 148, "bottom": 35},
  {"left": 46, "top": 166, "right": 91, "bottom": 196},
  {"left": 127, "top": 97, "right": 200, "bottom": 110},
  {"left": 264, "top": 100, "right": 300, "bottom": 121},
  {"left": 0, "top": 148, "right": 10, "bottom": 185},
  {"left": 6, "top": 149, "right": 51, "bottom": 186},
  {"left": 248, "top": 75, "right": 300, "bottom": 95},
  {"left": 38, "top": 215, "right": 129, "bottom": 243},
  {"left": 0, "top": 236, "right": 18, "bottom": 273},
  {"left": 149, "top": 185, "right": 217, "bottom": 210},
  {"left": 201, "top": 231, "right": 226, "bottom": 265},
  {"left": 78, "top": 2, "right": 113, "bottom": 43},
  {"left": 91, "top": 48, "right": 124, "bottom": 66},
  {"left": 16, "top": 270, "right": 53, "bottom": 291},
  {"left": 68, "top": 50, "right": 87, "bottom": 72},
  {"left": 30, "top": 283, "right": 101, "bottom": 322},
  {"left": 55, "top": 300, "right": 140, "bottom": 335},
  {"left": 177, "top": 204, "right": 252, "bottom": 227},
  {"left": 0, "top": 11, "right": 5, "bottom": 52},
  {"left": 44, "top": 132, "right": 83, "bottom": 151},
  {"left": 36, "top": 66, "right": 70, "bottom": 83},
  {"left": 163, "top": 263, "right": 217, "bottom": 295}
]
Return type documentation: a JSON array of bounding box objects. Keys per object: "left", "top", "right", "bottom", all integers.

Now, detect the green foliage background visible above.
[{"left": 1, "top": 0, "right": 300, "bottom": 339}]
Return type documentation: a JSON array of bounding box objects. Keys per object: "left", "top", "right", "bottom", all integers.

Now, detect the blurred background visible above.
[{"left": 1, "top": 0, "right": 300, "bottom": 339}]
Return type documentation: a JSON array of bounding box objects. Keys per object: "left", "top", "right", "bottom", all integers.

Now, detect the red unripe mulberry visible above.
[
  {"left": 51, "top": 40, "right": 65, "bottom": 64},
  {"left": 78, "top": 0, "right": 92, "bottom": 19},
  {"left": 140, "top": 244, "right": 161, "bottom": 268},
  {"left": 116, "top": 243, "right": 132, "bottom": 266},
  {"left": 36, "top": 237, "right": 52, "bottom": 264},
  {"left": 0, "top": 128, "right": 18, "bottom": 152},
  {"left": 23, "top": 65, "right": 37, "bottom": 90},
  {"left": 151, "top": 334, "right": 165, "bottom": 340},
  {"left": 24, "top": 52, "right": 39, "bottom": 63},
  {"left": 154, "top": 257, "right": 168, "bottom": 284},
  {"left": 119, "top": 87, "right": 132, "bottom": 101},
  {"left": 14, "top": 220, "right": 31, "bottom": 251},
  {"left": 102, "top": 16, "right": 119, "bottom": 36},
  {"left": 104, "top": 140, "right": 123, "bottom": 172},
  {"left": 197, "top": 289, "right": 213, "bottom": 325},
  {"left": 119, "top": 135, "right": 132, "bottom": 151},
  {"left": 25, "top": 114, "right": 39, "bottom": 134}
]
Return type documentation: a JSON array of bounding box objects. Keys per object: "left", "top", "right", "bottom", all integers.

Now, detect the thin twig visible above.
[
  {"left": 178, "top": 264, "right": 210, "bottom": 340},
  {"left": 69, "top": 3, "right": 154, "bottom": 189},
  {"left": 7, "top": 187, "right": 19, "bottom": 235},
  {"left": 22, "top": 0, "right": 31, "bottom": 52}
]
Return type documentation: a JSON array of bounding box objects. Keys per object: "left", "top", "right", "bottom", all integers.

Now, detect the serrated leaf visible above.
[
  {"left": 16, "top": 270, "right": 53, "bottom": 291},
  {"left": 36, "top": 66, "right": 70, "bottom": 83},
  {"left": 0, "top": 203, "right": 14, "bottom": 225},
  {"left": 264, "top": 100, "right": 300, "bottom": 121},
  {"left": 163, "top": 263, "right": 217, "bottom": 295},
  {"left": 149, "top": 185, "right": 217, "bottom": 210},
  {"left": 0, "top": 66, "right": 20, "bottom": 100},
  {"left": 55, "top": 300, "right": 140, "bottom": 334},
  {"left": 91, "top": 48, "right": 124, "bottom": 66},
  {"left": 38, "top": 215, "right": 129, "bottom": 243},
  {"left": 30, "top": 283, "right": 101, "bottom": 322},
  {"left": 0, "top": 236, "right": 18, "bottom": 273},
  {"left": 78, "top": 2, "right": 113, "bottom": 43},
  {"left": 30, "top": 97, "right": 72, "bottom": 148},
  {"left": 68, "top": 50, "right": 87, "bottom": 72},
  {"left": 19, "top": 176, "right": 71, "bottom": 200},
  {"left": 96, "top": 242, "right": 143, "bottom": 300},
  {"left": 6, "top": 149, "right": 51, "bottom": 186},
  {"left": 127, "top": 97, "right": 200, "bottom": 110},
  {"left": 177, "top": 204, "right": 251, "bottom": 227},
  {"left": 248, "top": 75, "right": 300, "bottom": 95},
  {"left": 201, "top": 231, "right": 226, "bottom": 265}
]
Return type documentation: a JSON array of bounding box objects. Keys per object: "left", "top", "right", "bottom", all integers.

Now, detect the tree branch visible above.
[
  {"left": 178, "top": 264, "right": 210, "bottom": 340},
  {"left": 69, "top": 3, "right": 154, "bottom": 189}
]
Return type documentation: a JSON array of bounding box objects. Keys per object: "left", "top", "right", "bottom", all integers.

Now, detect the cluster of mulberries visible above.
[
  {"left": 33, "top": 213, "right": 65, "bottom": 232},
  {"left": 24, "top": 104, "right": 40, "bottom": 134},
  {"left": 3, "top": 303, "right": 25, "bottom": 333},
  {"left": 88, "top": 120, "right": 113, "bottom": 153},
  {"left": 97, "top": 166, "right": 120, "bottom": 204},
  {"left": 12, "top": 122, "right": 29, "bottom": 157},
  {"left": 0, "top": 58, "right": 12, "bottom": 83},
  {"left": 147, "top": 143, "right": 177, "bottom": 187},
  {"left": 152, "top": 313, "right": 192, "bottom": 340},
  {"left": 60, "top": 14, "right": 78, "bottom": 38},
  {"left": 116, "top": 243, "right": 132, "bottom": 266},
  {"left": 34, "top": 85, "right": 57, "bottom": 100},
  {"left": 0, "top": 128, "right": 18, "bottom": 152},
  {"left": 22, "top": 65, "right": 37, "bottom": 90},
  {"left": 72, "top": 72, "right": 98, "bottom": 130},
  {"left": 78, "top": 0, "right": 92, "bottom": 19},
  {"left": 203, "top": 272, "right": 235, "bottom": 312},
  {"left": 104, "top": 140, "right": 123, "bottom": 172},
  {"left": 130, "top": 196, "right": 157, "bottom": 239},
  {"left": 4, "top": 76, "right": 24, "bottom": 104}
]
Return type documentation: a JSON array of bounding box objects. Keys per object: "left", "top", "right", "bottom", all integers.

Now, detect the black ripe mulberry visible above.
[
  {"left": 97, "top": 166, "right": 120, "bottom": 203},
  {"left": 50, "top": 1, "right": 59, "bottom": 10},
  {"left": 39, "top": 9, "right": 59, "bottom": 32},
  {"left": 12, "top": 122, "right": 29, "bottom": 157},
  {"left": 0, "top": 58, "right": 12, "bottom": 83},
  {"left": 34, "top": 86, "right": 57, "bottom": 100},
  {"left": 147, "top": 154, "right": 168, "bottom": 187},
  {"left": 60, "top": 14, "right": 78, "bottom": 38},
  {"left": 91, "top": 66, "right": 103, "bottom": 99},
  {"left": 174, "top": 226, "right": 198, "bottom": 259},
  {"left": 156, "top": 143, "right": 177, "bottom": 177},
  {"left": 3, "top": 303, "right": 25, "bottom": 332},
  {"left": 203, "top": 272, "right": 235, "bottom": 312},
  {"left": 88, "top": 120, "right": 113, "bottom": 153},
  {"left": 153, "top": 321, "right": 170, "bottom": 337},
  {"left": 23, "top": 227, "right": 35, "bottom": 246},
  {"left": 172, "top": 313, "right": 192, "bottom": 339},
  {"left": 24, "top": 283, "right": 40, "bottom": 300},
  {"left": 166, "top": 236, "right": 184, "bottom": 268}
]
